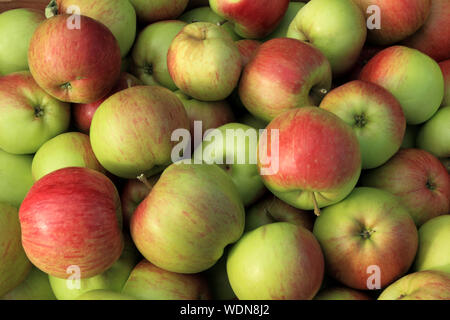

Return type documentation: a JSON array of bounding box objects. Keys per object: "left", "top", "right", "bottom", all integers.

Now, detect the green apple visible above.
[
  {"left": 264, "top": 2, "right": 305, "bottom": 40},
  {"left": 131, "top": 20, "right": 186, "bottom": 90},
  {"left": 0, "top": 9, "right": 45, "bottom": 75},
  {"left": 287, "top": 0, "right": 367, "bottom": 75},
  {"left": 0, "top": 149, "right": 33, "bottom": 208},
  {"left": 129, "top": 0, "right": 188, "bottom": 24},
  {"left": 314, "top": 287, "right": 371, "bottom": 300},
  {"left": 204, "top": 252, "right": 235, "bottom": 300},
  {"left": 416, "top": 106, "right": 450, "bottom": 158},
  {"left": 76, "top": 289, "right": 135, "bottom": 300},
  {"left": 1, "top": 267, "right": 56, "bottom": 300}
]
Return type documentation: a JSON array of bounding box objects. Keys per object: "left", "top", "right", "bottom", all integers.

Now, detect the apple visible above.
[
  {"left": 319, "top": 80, "right": 406, "bottom": 169},
  {"left": 287, "top": 0, "right": 366, "bottom": 75},
  {"left": 167, "top": 22, "right": 242, "bottom": 102},
  {"left": 378, "top": 270, "right": 450, "bottom": 300},
  {"left": 402, "top": 0, "right": 450, "bottom": 62},
  {"left": 313, "top": 187, "right": 418, "bottom": 290},
  {"left": 129, "top": 0, "right": 188, "bottom": 24},
  {"left": 314, "top": 287, "right": 371, "bottom": 300},
  {"left": 19, "top": 167, "right": 124, "bottom": 279},
  {"left": 131, "top": 20, "right": 186, "bottom": 90},
  {"left": 0, "top": 149, "right": 34, "bottom": 208},
  {"left": 413, "top": 215, "right": 450, "bottom": 273},
  {"left": 193, "top": 123, "right": 265, "bottom": 206},
  {"left": 258, "top": 107, "right": 361, "bottom": 214},
  {"left": 0, "top": 8, "right": 45, "bottom": 75},
  {"left": 131, "top": 163, "right": 245, "bottom": 274},
  {"left": 1, "top": 267, "right": 56, "bottom": 300},
  {"left": 359, "top": 46, "right": 444, "bottom": 125},
  {"left": 122, "top": 260, "right": 211, "bottom": 300},
  {"left": 227, "top": 222, "right": 324, "bottom": 300},
  {"left": 245, "top": 195, "right": 314, "bottom": 232},
  {"left": 263, "top": 2, "right": 305, "bottom": 40},
  {"left": 204, "top": 252, "right": 235, "bottom": 300},
  {"left": 0, "top": 71, "right": 70, "bottom": 155},
  {"left": 47, "top": 0, "right": 137, "bottom": 57},
  {"left": 416, "top": 106, "right": 450, "bottom": 158},
  {"left": 90, "top": 86, "right": 190, "bottom": 179},
  {"left": 353, "top": 0, "right": 431, "bottom": 45},
  {"left": 76, "top": 289, "right": 135, "bottom": 300},
  {"left": 239, "top": 38, "right": 332, "bottom": 122},
  {"left": 209, "top": 0, "right": 290, "bottom": 39},
  {"left": 361, "top": 149, "right": 450, "bottom": 226},
  {"left": 440, "top": 60, "right": 450, "bottom": 107},
  {"left": 0, "top": 202, "right": 32, "bottom": 297},
  {"left": 28, "top": 14, "right": 122, "bottom": 104},
  {"left": 235, "top": 40, "right": 261, "bottom": 67},
  {"left": 32, "top": 132, "right": 104, "bottom": 181},
  {"left": 400, "top": 125, "right": 419, "bottom": 149}
]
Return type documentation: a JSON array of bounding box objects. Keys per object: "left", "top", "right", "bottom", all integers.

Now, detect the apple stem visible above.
[
  {"left": 45, "top": 0, "right": 58, "bottom": 19},
  {"left": 312, "top": 192, "right": 321, "bottom": 216},
  {"left": 137, "top": 174, "right": 152, "bottom": 191}
]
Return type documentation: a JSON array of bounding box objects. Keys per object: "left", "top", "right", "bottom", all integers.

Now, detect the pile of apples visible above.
[{"left": 0, "top": 0, "right": 449, "bottom": 301}]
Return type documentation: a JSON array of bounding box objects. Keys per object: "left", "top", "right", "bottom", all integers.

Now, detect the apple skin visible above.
[
  {"left": 50, "top": 0, "right": 137, "bottom": 57},
  {"left": 76, "top": 289, "right": 135, "bottom": 300},
  {"left": 122, "top": 260, "right": 211, "bottom": 300},
  {"left": 258, "top": 107, "right": 361, "bottom": 212},
  {"left": 440, "top": 60, "right": 450, "bottom": 107},
  {"left": 131, "top": 163, "right": 245, "bottom": 274},
  {"left": 263, "top": 2, "right": 305, "bottom": 40},
  {"left": 0, "top": 71, "right": 70, "bottom": 155},
  {"left": 1, "top": 267, "right": 56, "bottom": 300},
  {"left": 28, "top": 14, "right": 122, "bottom": 104},
  {"left": 359, "top": 46, "right": 444, "bottom": 125},
  {"left": 245, "top": 195, "right": 314, "bottom": 232},
  {"left": 227, "top": 222, "right": 324, "bottom": 300},
  {"left": 72, "top": 72, "right": 143, "bottom": 134},
  {"left": 235, "top": 40, "right": 261, "bottom": 67},
  {"left": 319, "top": 80, "right": 406, "bottom": 169},
  {"left": 32, "top": 132, "right": 104, "bottom": 181},
  {"left": 0, "top": 9, "right": 45, "bottom": 75},
  {"left": 378, "top": 270, "right": 450, "bottom": 300},
  {"left": 239, "top": 38, "right": 332, "bottom": 122},
  {"left": 167, "top": 22, "right": 242, "bottom": 102},
  {"left": 19, "top": 167, "right": 124, "bottom": 279},
  {"left": 287, "top": 0, "right": 366, "bottom": 76},
  {"left": 402, "top": 0, "right": 450, "bottom": 62},
  {"left": 353, "top": 0, "right": 431, "bottom": 45},
  {"left": 314, "top": 287, "right": 371, "bottom": 300},
  {"left": 0, "top": 149, "right": 34, "bottom": 208},
  {"left": 413, "top": 215, "right": 450, "bottom": 273},
  {"left": 131, "top": 20, "right": 186, "bottom": 90},
  {"left": 416, "top": 106, "right": 450, "bottom": 158},
  {"left": 129, "top": 0, "right": 188, "bottom": 24},
  {"left": 313, "top": 187, "right": 418, "bottom": 290},
  {"left": 361, "top": 149, "right": 450, "bottom": 227},
  {"left": 0, "top": 202, "right": 32, "bottom": 297},
  {"left": 209, "top": 0, "right": 290, "bottom": 39},
  {"left": 90, "top": 86, "right": 190, "bottom": 179}
]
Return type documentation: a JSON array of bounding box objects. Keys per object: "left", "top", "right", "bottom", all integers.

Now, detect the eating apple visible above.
[
  {"left": 416, "top": 106, "right": 450, "bottom": 158},
  {"left": 1, "top": 267, "right": 56, "bottom": 300},
  {"left": 235, "top": 40, "right": 261, "bottom": 67},
  {"left": 129, "top": 0, "right": 188, "bottom": 24}
]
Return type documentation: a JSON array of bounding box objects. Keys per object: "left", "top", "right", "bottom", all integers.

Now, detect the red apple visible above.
[
  {"left": 19, "top": 167, "right": 124, "bottom": 279},
  {"left": 235, "top": 39, "right": 261, "bottom": 67},
  {"left": 440, "top": 60, "right": 450, "bottom": 107}
]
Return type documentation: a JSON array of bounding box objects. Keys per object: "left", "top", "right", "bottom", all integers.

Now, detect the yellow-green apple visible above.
[
  {"left": 72, "top": 72, "right": 142, "bottom": 134},
  {"left": 76, "top": 289, "right": 135, "bottom": 300},
  {"left": 129, "top": 0, "right": 188, "bottom": 24},
  {"left": 122, "top": 260, "right": 211, "bottom": 300},
  {"left": 0, "top": 202, "right": 31, "bottom": 297},
  {"left": 235, "top": 40, "right": 261, "bottom": 67},
  {"left": 1, "top": 267, "right": 55, "bottom": 300},
  {"left": 193, "top": 123, "right": 265, "bottom": 206},
  {"left": 416, "top": 106, "right": 450, "bottom": 158},
  {"left": 378, "top": 270, "right": 450, "bottom": 300},
  {"left": 227, "top": 222, "right": 324, "bottom": 300},
  {"left": 0, "top": 72, "right": 70, "bottom": 155},
  {"left": 353, "top": 0, "right": 431, "bottom": 45},
  {"left": 287, "top": 0, "right": 366, "bottom": 75},
  {"left": 361, "top": 149, "right": 450, "bottom": 226},
  {"left": 131, "top": 163, "right": 245, "bottom": 274},
  {"left": 204, "top": 252, "right": 235, "bottom": 300},
  {"left": 179, "top": 6, "right": 240, "bottom": 40},
  {"left": 90, "top": 86, "right": 190, "bottom": 179},
  {"left": 245, "top": 195, "right": 314, "bottom": 232},
  {"left": 401, "top": 125, "right": 419, "bottom": 149},
  {"left": 314, "top": 287, "right": 372, "bottom": 300},
  {"left": 413, "top": 215, "right": 450, "bottom": 273},
  {"left": 440, "top": 60, "right": 450, "bottom": 106},
  {"left": 359, "top": 46, "right": 444, "bottom": 125},
  {"left": 402, "top": 0, "right": 450, "bottom": 62},
  {"left": 263, "top": 1, "right": 305, "bottom": 40},
  {"left": 28, "top": 15, "right": 122, "bottom": 104},
  {"left": 0, "top": 149, "right": 33, "bottom": 208},
  {"left": 19, "top": 167, "right": 124, "bottom": 279},
  {"left": 319, "top": 80, "right": 406, "bottom": 169},
  {"left": 209, "top": 0, "right": 290, "bottom": 39},
  {"left": 167, "top": 22, "right": 242, "bottom": 101},
  {"left": 258, "top": 107, "right": 361, "bottom": 214},
  {"left": 0, "top": 9, "right": 45, "bottom": 75},
  {"left": 32, "top": 132, "right": 103, "bottom": 181},
  {"left": 239, "top": 38, "right": 332, "bottom": 122},
  {"left": 313, "top": 187, "right": 418, "bottom": 290},
  {"left": 46, "top": 0, "right": 137, "bottom": 57},
  {"left": 131, "top": 20, "right": 186, "bottom": 90}
]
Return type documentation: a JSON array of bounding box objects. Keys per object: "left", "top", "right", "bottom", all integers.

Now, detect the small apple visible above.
[
  {"left": 314, "top": 287, "right": 371, "bottom": 300},
  {"left": 416, "top": 106, "right": 450, "bottom": 158},
  {"left": 129, "top": 0, "right": 188, "bottom": 24},
  {"left": 1, "top": 267, "right": 55, "bottom": 300},
  {"left": 439, "top": 60, "right": 450, "bottom": 107}
]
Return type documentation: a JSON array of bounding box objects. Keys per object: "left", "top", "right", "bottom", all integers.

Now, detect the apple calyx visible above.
[
  {"left": 60, "top": 82, "right": 72, "bottom": 90},
  {"left": 311, "top": 192, "right": 321, "bottom": 216},
  {"left": 359, "top": 228, "right": 376, "bottom": 239},
  {"left": 354, "top": 114, "right": 367, "bottom": 128},
  {"left": 426, "top": 179, "right": 436, "bottom": 191},
  {"left": 34, "top": 105, "right": 44, "bottom": 118},
  {"left": 137, "top": 173, "right": 153, "bottom": 191},
  {"left": 144, "top": 63, "right": 153, "bottom": 76},
  {"left": 45, "top": 0, "right": 59, "bottom": 19}
]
